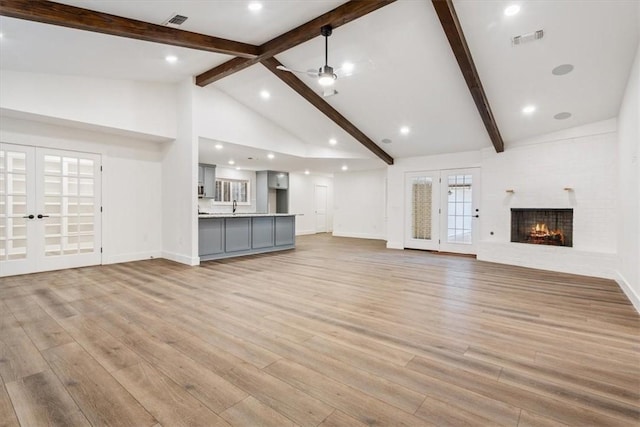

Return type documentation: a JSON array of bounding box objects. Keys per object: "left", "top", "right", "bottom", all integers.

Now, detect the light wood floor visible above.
[{"left": 1, "top": 234, "right": 638, "bottom": 426}]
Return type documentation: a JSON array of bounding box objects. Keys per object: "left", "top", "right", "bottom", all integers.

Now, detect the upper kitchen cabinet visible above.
[
  {"left": 198, "top": 163, "right": 216, "bottom": 198},
  {"left": 267, "top": 171, "right": 288, "bottom": 189},
  {"left": 256, "top": 171, "right": 289, "bottom": 214}
]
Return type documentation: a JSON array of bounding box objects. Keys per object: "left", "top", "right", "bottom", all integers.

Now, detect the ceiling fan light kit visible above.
[
  {"left": 318, "top": 65, "right": 337, "bottom": 86},
  {"left": 279, "top": 24, "right": 338, "bottom": 88}
]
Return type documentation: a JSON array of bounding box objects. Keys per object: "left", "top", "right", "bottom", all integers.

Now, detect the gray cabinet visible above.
[
  {"left": 225, "top": 217, "right": 251, "bottom": 252},
  {"left": 252, "top": 216, "right": 274, "bottom": 249},
  {"left": 256, "top": 170, "right": 289, "bottom": 214},
  {"left": 275, "top": 216, "right": 295, "bottom": 246},
  {"left": 199, "top": 214, "right": 295, "bottom": 261},
  {"left": 198, "top": 218, "right": 224, "bottom": 256},
  {"left": 268, "top": 171, "right": 289, "bottom": 189},
  {"left": 198, "top": 163, "right": 216, "bottom": 199}
]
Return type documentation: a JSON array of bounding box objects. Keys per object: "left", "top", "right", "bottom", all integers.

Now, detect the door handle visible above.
[
  {"left": 22, "top": 214, "right": 34, "bottom": 219},
  {"left": 37, "top": 214, "right": 50, "bottom": 219},
  {"left": 474, "top": 215, "right": 480, "bottom": 218}
]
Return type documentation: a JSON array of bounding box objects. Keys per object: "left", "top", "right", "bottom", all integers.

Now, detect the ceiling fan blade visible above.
[
  {"left": 276, "top": 65, "right": 319, "bottom": 78},
  {"left": 335, "top": 59, "right": 375, "bottom": 79}
]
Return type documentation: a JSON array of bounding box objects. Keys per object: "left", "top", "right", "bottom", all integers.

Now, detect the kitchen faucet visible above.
[{"left": 232, "top": 199, "right": 237, "bottom": 213}]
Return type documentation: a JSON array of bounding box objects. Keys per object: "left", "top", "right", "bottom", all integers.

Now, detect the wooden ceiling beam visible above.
[
  {"left": 0, "top": 0, "right": 259, "bottom": 58},
  {"left": 261, "top": 57, "right": 394, "bottom": 165},
  {"left": 196, "top": 0, "right": 396, "bottom": 87},
  {"left": 431, "top": 0, "right": 504, "bottom": 152}
]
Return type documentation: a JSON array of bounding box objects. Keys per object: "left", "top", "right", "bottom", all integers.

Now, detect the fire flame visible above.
[{"left": 530, "top": 223, "right": 565, "bottom": 245}]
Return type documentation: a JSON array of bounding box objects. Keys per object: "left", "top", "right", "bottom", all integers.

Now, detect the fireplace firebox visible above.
[{"left": 511, "top": 208, "right": 573, "bottom": 247}]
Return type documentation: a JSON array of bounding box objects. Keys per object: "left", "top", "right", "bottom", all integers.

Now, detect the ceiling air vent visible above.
[
  {"left": 162, "top": 13, "right": 188, "bottom": 26},
  {"left": 512, "top": 30, "right": 544, "bottom": 46}
]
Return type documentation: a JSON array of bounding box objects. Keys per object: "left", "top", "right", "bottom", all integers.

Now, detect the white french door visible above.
[
  {"left": 439, "top": 168, "right": 480, "bottom": 254},
  {"left": 0, "top": 143, "right": 102, "bottom": 277},
  {"left": 404, "top": 171, "right": 441, "bottom": 250},
  {"left": 404, "top": 168, "right": 480, "bottom": 254}
]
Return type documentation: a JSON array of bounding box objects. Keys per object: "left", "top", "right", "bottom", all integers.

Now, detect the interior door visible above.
[
  {"left": 404, "top": 171, "right": 440, "bottom": 250},
  {"left": 0, "top": 143, "right": 37, "bottom": 276},
  {"left": 439, "top": 168, "right": 480, "bottom": 254},
  {"left": 0, "top": 144, "right": 102, "bottom": 277},
  {"left": 315, "top": 184, "right": 327, "bottom": 233}
]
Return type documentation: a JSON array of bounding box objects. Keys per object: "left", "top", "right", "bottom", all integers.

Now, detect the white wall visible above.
[
  {"left": 333, "top": 168, "right": 387, "bottom": 240},
  {"left": 0, "top": 70, "right": 177, "bottom": 140},
  {"left": 617, "top": 43, "right": 640, "bottom": 310},
  {"left": 386, "top": 151, "right": 482, "bottom": 249},
  {"left": 161, "top": 78, "right": 198, "bottom": 265},
  {"left": 0, "top": 116, "right": 164, "bottom": 264},
  {"left": 194, "top": 86, "right": 310, "bottom": 157},
  {"left": 289, "top": 172, "right": 334, "bottom": 235},
  {"left": 478, "top": 120, "right": 619, "bottom": 279}
]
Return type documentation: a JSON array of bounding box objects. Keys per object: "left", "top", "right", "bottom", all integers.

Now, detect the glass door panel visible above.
[
  {"left": 440, "top": 168, "right": 480, "bottom": 254},
  {"left": 36, "top": 149, "right": 101, "bottom": 272},
  {"left": 404, "top": 171, "right": 440, "bottom": 250},
  {"left": 0, "top": 143, "right": 37, "bottom": 275}
]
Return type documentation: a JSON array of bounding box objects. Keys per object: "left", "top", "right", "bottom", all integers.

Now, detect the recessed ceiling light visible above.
[
  {"left": 165, "top": 55, "right": 178, "bottom": 63},
  {"left": 522, "top": 105, "right": 536, "bottom": 114},
  {"left": 267, "top": 153, "right": 275, "bottom": 159},
  {"left": 504, "top": 4, "right": 520, "bottom": 16},
  {"left": 304, "top": 170, "right": 310, "bottom": 175},
  {"left": 260, "top": 90, "right": 270, "bottom": 100},
  {"left": 341, "top": 165, "right": 348, "bottom": 171},
  {"left": 552, "top": 64, "right": 574, "bottom": 76},
  {"left": 554, "top": 112, "right": 572, "bottom": 120},
  {"left": 381, "top": 138, "right": 392, "bottom": 144},
  {"left": 329, "top": 138, "right": 337, "bottom": 146},
  {"left": 341, "top": 62, "right": 355, "bottom": 75},
  {"left": 400, "top": 126, "right": 410, "bottom": 135},
  {"left": 236, "top": 166, "right": 241, "bottom": 170},
  {"left": 215, "top": 143, "right": 223, "bottom": 150},
  {"left": 247, "top": 2, "right": 262, "bottom": 12},
  {"left": 228, "top": 160, "right": 235, "bottom": 165}
]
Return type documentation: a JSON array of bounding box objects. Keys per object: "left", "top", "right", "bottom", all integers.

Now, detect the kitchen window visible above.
[{"left": 214, "top": 178, "right": 250, "bottom": 204}]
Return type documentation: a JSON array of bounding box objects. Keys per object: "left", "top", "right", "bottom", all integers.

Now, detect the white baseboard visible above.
[
  {"left": 102, "top": 250, "right": 162, "bottom": 265},
  {"left": 161, "top": 251, "right": 199, "bottom": 266},
  {"left": 614, "top": 271, "right": 640, "bottom": 314},
  {"left": 386, "top": 241, "right": 403, "bottom": 250},
  {"left": 332, "top": 231, "right": 385, "bottom": 241},
  {"left": 296, "top": 229, "right": 316, "bottom": 236}
]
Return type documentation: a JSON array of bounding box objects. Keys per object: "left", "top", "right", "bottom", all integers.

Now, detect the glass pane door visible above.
[
  {"left": 0, "top": 145, "right": 101, "bottom": 277},
  {"left": 404, "top": 171, "right": 440, "bottom": 250},
  {"left": 0, "top": 144, "right": 37, "bottom": 275},
  {"left": 440, "top": 168, "right": 480, "bottom": 254},
  {"left": 36, "top": 149, "right": 102, "bottom": 272}
]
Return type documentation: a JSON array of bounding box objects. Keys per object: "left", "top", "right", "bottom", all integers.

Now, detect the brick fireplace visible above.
[{"left": 511, "top": 208, "right": 573, "bottom": 247}]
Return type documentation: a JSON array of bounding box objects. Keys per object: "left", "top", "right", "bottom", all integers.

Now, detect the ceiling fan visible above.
[{"left": 276, "top": 25, "right": 341, "bottom": 97}]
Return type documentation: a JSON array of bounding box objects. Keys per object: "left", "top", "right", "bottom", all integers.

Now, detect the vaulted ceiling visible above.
[{"left": 1, "top": 0, "right": 638, "bottom": 174}]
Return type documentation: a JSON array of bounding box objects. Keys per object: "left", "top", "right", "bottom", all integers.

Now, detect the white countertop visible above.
[{"left": 198, "top": 213, "right": 296, "bottom": 218}]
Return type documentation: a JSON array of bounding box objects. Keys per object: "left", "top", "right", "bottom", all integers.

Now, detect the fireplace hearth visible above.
[{"left": 511, "top": 208, "right": 573, "bottom": 247}]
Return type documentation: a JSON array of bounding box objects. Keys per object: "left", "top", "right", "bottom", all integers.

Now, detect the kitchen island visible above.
[{"left": 198, "top": 213, "right": 295, "bottom": 261}]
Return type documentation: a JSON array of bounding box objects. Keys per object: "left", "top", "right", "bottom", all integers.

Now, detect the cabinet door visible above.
[
  {"left": 203, "top": 165, "right": 216, "bottom": 198},
  {"left": 268, "top": 172, "right": 288, "bottom": 189},
  {"left": 198, "top": 165, "right": 204, "bottom": 185}
]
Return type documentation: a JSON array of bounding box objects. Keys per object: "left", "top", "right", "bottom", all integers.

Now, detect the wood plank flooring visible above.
[{"left": 1, "top": 234, "right": 638, "bottom": 426}]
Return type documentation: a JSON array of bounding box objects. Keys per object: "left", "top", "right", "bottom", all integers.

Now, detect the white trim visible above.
[
  {"left": 386, "top": 241, "right": 404, "bottom": 249},
  {"left": 161, "top": 251, "right": 199, "bottom": 266},
  {"left": 295, "top": 229, "right": 316, "bottom": 236},
  {"left": 332, "top": 232, "right": 385, "bottom": 240},
  {"left": 614, "top": 271, "right": 640, "bottom": 314},
  {"left": 103, "top": 251, "right": 162, "bottom": 265}
]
